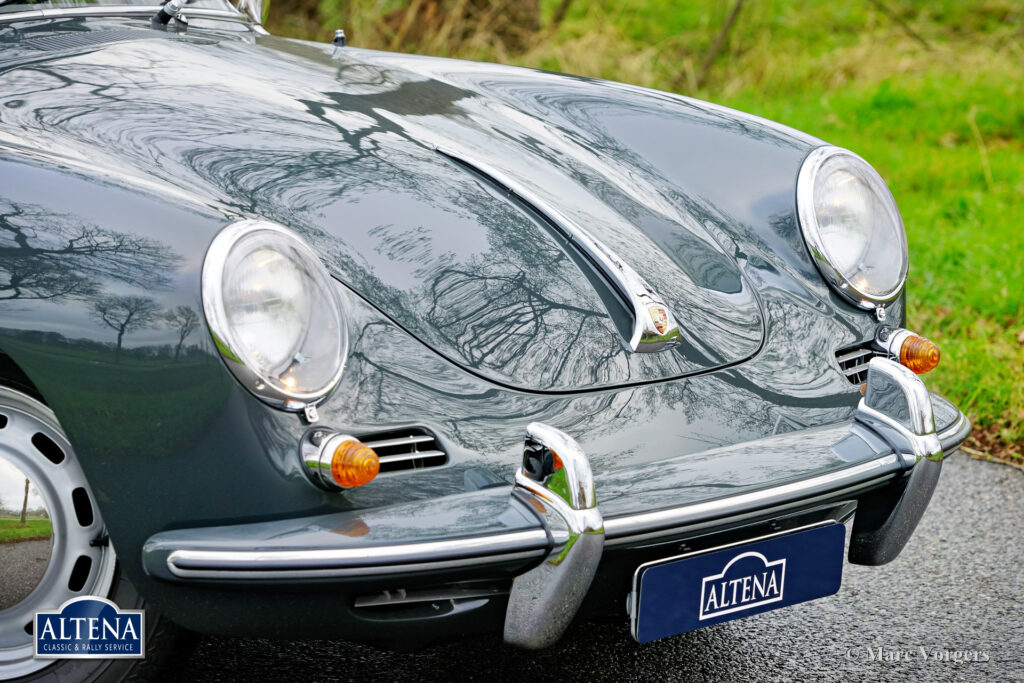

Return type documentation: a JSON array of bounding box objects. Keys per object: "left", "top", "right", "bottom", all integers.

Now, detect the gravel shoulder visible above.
[{"left": 179, "top": 454, "right": 1024, "bottom": 682}]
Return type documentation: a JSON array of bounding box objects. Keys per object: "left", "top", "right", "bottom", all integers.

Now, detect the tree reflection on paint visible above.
[
  {"left": 91, "top": 295, "right": 162, "bottom": 363},
  {"left": 0, "top": 199, "right": 181, "bottom": 302}
]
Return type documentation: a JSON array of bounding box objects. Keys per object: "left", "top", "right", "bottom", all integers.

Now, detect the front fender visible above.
[{"left": 0, "top": 151, "right": 343, "bottom": 591}]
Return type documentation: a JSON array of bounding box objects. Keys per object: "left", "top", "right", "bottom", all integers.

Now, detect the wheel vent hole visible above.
[
  {"left": 0, "top": 414, "right": 7, "bottom": 429},
  {"left": 71, "top": 487, "right": 94, "bottom": 527},
  {"left": 24, "top": 621, "right": 32, "bottom": 635},
  {"left": 68, "top": 555, "right": 92, "bottom": 592},
  {"left": 31, "top": 432, "right": 65, "bottom": 464}
]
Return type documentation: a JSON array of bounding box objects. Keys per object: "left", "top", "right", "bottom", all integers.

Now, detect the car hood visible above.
[{"left": 0, "top": 20, "right": 821, "bottom": 393}]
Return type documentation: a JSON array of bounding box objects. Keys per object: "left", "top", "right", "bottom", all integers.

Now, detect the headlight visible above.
[
  {"left": 202, "top": 220, "right": 347, "bottom": 410},
  {"left": 796, "top": 146, "right": 908, "bottom": 310}
]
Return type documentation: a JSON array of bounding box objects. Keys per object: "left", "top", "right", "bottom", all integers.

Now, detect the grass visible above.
[
  {"left": 268, "top": 1, "right": 1023, "bottom": 463},
  {"left": 0, "top": 518, "right": 53, "bottom": 543}
]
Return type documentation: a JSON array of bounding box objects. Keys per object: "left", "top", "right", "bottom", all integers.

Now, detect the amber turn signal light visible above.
[
  {"left": 330, "top": 439, "right": 380, "bottom": 488},
  {"left": 898, "top": 334, "right": 940, "bottom": 374}
]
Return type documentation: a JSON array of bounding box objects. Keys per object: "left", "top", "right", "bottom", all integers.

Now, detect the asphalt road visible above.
[
  {"left": 0, "top": 539, "right": 50, "bottom": 611},
  {"left": 178, "top": 454, "right": 1023, "bottom": 682}
]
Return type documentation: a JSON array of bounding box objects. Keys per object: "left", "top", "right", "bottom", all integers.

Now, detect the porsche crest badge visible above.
[{"left": 648, "top": 305, "right": 670, "bottom": 335}]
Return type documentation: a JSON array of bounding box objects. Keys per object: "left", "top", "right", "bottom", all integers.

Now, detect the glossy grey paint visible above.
[
  {"left": 0, "top": 17, "right": 862, "bottom": 395},
  {"left": 0, "top": 15, "right": 927, "bottom": 639}
]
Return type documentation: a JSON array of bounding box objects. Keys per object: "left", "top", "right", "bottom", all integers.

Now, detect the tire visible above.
[
  {"left": 15, "top": 567, "right": 198, "bottom": 683},
  {"left": 0, "top": 387, "right": 197, "bottom": 682}
]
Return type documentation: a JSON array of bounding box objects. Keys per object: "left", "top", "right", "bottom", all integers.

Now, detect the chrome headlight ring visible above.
[
  {"left": 797, "top": 146, "right": 909, "bottom": 312},
  {"left": 202, "top": 219, "right": 347, "bottom": 412}
]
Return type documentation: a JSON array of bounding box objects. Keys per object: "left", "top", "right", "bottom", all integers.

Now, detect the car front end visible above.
[{"left": 0, "top": 4, "right": 969, "bottom": 673}]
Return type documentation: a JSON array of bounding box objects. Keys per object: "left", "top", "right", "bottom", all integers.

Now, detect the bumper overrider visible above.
[{"left": 141, "top": 358, "right": 969, "bottom": 647}]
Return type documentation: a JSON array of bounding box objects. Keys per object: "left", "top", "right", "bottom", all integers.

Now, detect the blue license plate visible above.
[{"left": 631, "top": 524, "right": 845, "bottom": 643}]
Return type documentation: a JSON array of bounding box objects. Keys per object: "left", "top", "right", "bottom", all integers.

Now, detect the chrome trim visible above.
[
  {"left": 435, "top": 147, "right": 683, "bottom": 353},
  {"left": 362, "top": 434, "right": 434, "bottom": 450},
  {"left": 515, "top": 423, "right": 600, "bottom": 533},
  {"left": 153, "top": 406, "right": 967, "bottom": 583},
  {"left": 234, "top": 0, "right": 262, "bottom": 25},
  {"left": 600, "top": 406, "right": 964, "bottom": 545},
  {"left": 796, "top": 145, "right": 908, "bottom": 310},
  {"left": 153, "top": 456, "right": 895, "bottom": 581},
  {"left": 504, "top": 423, "right": 604, "bottom": 649},
  {"left": 604, "top": 454, "right": 899, "bottom": 540},
  {"left": 834, "top": 342, "right": 880, "bottom": 384},
  {"left": 629, "top": 519, "right": 840, "bottom": 640},
  {"left": 300, "top": 431, "right": 360, "bottom": 491},
  {"left": 876, "top": 327, "right": 916, "bottom": 358},
  {"left": 165, "top": 529, "right": 551, "bottom": 579},
  {"left": 201, "top": 219, "right": 347, "bottom": 412},
  {"left": 353, "top": 586, "right": 507, "bottom": 609},
  {"left": 376, "top": 449, "right": 445, "bottom": 465},
  {"left": 836, "top": 347, "right": 874, "bottom": 365},
  {"left": 844, "top": 361, "right": 872, "bottom": 376},
  {"left": 608, "top": 480, "right": 881, "bottom": 549},
  {"left": 168, "top": 550, "right": 546, "bottom": 581},
  {"left": 855, "top": 357, "right": 942, "bottom": 465},
  {"left": 0, "top": 6, "right": 249, "bottom": 24},
  {"left": 152, "top": 0, "right": 185, "bottom": 25},
  {"left": 154, "top": 467, "right": 888, "bottom": 582},
  {"left": 938, "top": 409, "right": 970, "bottom": 451}
]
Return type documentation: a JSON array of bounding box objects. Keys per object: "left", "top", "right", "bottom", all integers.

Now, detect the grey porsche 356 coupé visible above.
[{"left": 0, "top": 0, "right": 968, "bottom": 678}]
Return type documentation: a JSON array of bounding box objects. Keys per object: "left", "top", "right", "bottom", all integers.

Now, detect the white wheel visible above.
[{"left": 0, "top": 387, "right": 117, "bottom": 679}]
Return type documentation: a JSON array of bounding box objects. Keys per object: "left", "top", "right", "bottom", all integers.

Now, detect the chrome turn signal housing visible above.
[
  {"left": 301, "top": 431, "right": 379, "bottom": 490},
  {"left": 878, "top": 328, "right": 941, "bottom": 375}
]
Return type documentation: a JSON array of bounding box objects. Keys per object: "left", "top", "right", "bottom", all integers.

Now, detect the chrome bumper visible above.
[{"left": 142, "top": 359, "right": 969, "bottom": 647}]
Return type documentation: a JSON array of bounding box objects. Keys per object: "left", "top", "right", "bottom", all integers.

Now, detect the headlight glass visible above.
[
  {"left": 797, "top": 147, "right": 908, "bottom": 307},
  {"left": 203, "top": 220, "right": 346, "bottom": 408}
]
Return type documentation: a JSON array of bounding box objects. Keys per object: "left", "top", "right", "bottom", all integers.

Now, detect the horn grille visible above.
[
  {"left": 361, "top": 427, "right": 447, "bottom": 474},
  {"left": 835, "top": 342, "right": 883, "bottom": 385}
]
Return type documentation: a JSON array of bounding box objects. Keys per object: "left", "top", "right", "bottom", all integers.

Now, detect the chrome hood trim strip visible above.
[{"left": 435, "top": 146, "right": 684, "bottom": 353}]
